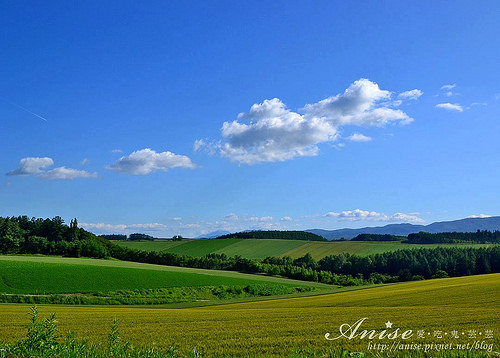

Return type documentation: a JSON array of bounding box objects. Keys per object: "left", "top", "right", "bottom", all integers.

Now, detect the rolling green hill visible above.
[
  {"left": 0, "top": 255, "right": 328, "bottom": 295},
  {"left": 114, "top": 238, "right": 495, "bottom": 259}
]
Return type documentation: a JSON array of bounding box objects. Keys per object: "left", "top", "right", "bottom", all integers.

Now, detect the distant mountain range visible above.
[
  {"left": 195, "top": 216, "right": 500, "bottom": 240},
  {"left": 306, "top": 216, "right": 500, "bottom": 240}
]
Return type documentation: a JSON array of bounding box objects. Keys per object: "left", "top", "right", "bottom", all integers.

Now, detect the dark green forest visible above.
[
  {"left": 0, "top": 216, "right": 109, "bottom": 258},
  {"left": 215, "top": 230, "right": 326, "bottom": 241},
  {"left": 406, "top": 230, "right": 500, "bottom": 244},
  {"left": 351, "top": 234, "right": 403, "bottom": 241}
]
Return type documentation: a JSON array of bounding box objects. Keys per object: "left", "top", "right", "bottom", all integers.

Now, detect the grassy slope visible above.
[
  {"left": 1, "top": 274, "right": 498, "bottom": 356},
  {"left": 0, "top": 256, "right": 329, "bottom": 294},
  {"left": 163, "top": 239, "right": 243, "bottom": 256},
  {"left": 115, "top": 239, "right": 495, "bottom": 260},
  {"left": 113, "top": 240, "right": 186, "bottom": 251},
  {"left": 214, "top": 239, "right": 306, "bottom": 259}
]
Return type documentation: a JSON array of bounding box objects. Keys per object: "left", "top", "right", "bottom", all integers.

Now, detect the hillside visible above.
[
  {"left": 0, "top": 255, "right": 328, "bottom": 305},
  {"left": 307, "top": 215, "right": 500, "bottom": 239},
  {"left": 115, "top": 238, "right": 494, "bottom": 260}
]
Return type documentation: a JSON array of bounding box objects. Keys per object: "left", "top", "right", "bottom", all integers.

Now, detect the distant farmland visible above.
[{"left": 115, "top": 238, "right": 495, "bottom": 259}]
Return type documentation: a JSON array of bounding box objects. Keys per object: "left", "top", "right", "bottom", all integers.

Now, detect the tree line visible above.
[
  {"left": 0, "top": 216, "right": 109, "bottom": 258},
  {"left": 406, "top": 230, "right": 500, "bottom": 244},
  {"left": 1, "top": 216, "right": 499, "bottom": 287},
  {"left": 215, "top": 230, "right": 326, "bottom": 241}
]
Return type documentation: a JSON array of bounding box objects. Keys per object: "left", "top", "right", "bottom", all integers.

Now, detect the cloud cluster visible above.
[
  {"left": 7, "top": 157, "right": 96, "bottom": 180},
  {"left": 197, "top": 79, "right": 418, "bottom": 164},
  {"left": 324, "top": 209, "right": 424, "bottom": 223},
  {"left": 106, "top": 148, "right": 196, "bottom": 175},
  {"left": 80, "top": 222, "right": 169, "bottom": 233}
]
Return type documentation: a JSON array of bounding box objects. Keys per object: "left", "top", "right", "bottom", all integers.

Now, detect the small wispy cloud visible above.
[
  {"left": 441, "top": 84, "right": 456, "bottom": 90},
  {"left": 435, "top": 103, "right": 464, "bottom": 112},
  {"left": 324, "top": 209, "right": 424, "bottom": 223},
  {"left": 40, "top": 167, "right": 98, "bottom": 180},
  {"left": 466, "top": 214, "right": 491, "bottom": 219},
  {"left": 347, "top": 133, "right": 372, "bottom": 142},
  {"left": 80, "top": 158, "right": 91, "bottom": 166},
  {"left": 398, "top": 89, "right": 423, "bottom": 100},
  {"left": 112, "top": 149, "right": 123, "bottom": 154}
]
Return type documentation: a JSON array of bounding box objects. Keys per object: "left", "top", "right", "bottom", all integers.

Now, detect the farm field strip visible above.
[
  {"left": 1, "top": 274, "right": 498, "bottom": 356},
  {"left": 115, "top": 239, "right": 496, "bottom": 260},
  {"left": 213, "top": 239, "right": 306, "bottom": 259}
]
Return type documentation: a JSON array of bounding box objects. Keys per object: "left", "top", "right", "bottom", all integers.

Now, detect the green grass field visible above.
[
  {"left": 115, "top": 239, "right": 495, "bottom": 259},
  {"left": 0, "top": 256, "right": 329, "bottom": 295},
  {"left": 1, "top": 274, "right": 498, "bottom": 356}
]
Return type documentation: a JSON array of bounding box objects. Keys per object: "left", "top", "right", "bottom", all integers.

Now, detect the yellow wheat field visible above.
[{"left": 1, "top": 274, "right": 498, "bottom": 356}]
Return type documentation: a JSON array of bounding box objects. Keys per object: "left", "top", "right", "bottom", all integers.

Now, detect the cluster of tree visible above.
[
  {"left": 215, "top": 230, "right": 326, "bottom": 241},
  {"left": 406, "top": 230, "right": 500, "bottom": 244},
  {"left": 317, "top": 246, "right": 498, "bottom": 279},
  {"left": 99, "top": 234, "right": 127, "bottom": 241},
  {"left": 128, "top": 233, "right": 155, "bottom": 241},
  {"left": 351, "top": 234, "right": 403, "bottom": 241},
  {"left": 0, "top": 216, "right": 110, "bottom": 258}
]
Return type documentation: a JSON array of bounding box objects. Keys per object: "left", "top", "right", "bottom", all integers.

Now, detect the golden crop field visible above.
[{"left": 1, "top": 274, "right": 498, "bottom": 357}]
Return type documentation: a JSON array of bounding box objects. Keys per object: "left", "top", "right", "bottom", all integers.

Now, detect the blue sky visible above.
[{"left": 1, "top": 1, "right": 499, "bottom": 237}]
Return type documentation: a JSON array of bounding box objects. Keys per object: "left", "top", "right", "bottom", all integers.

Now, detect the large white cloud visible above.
[
  {"left": 40, "top": 167, "right": 98, "bottom": 180},
  {"left": 325, "top": 209, "right": 424, "bottom": 223},
  {"left": 7, "top": 157, "right": 54, "bottom": 176},
  {"left": 106, "top": 148, "right": 196, "bottom": 175},
  {"left": 302, "top": 79, "right": 412, "bottom": 127},
  {"left": 197, "top": 79, "right": 415, "bottom": 164}
]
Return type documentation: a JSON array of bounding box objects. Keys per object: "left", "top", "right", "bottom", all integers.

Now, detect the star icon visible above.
[{"left": 385, "top": 321, "right": 393, "bottom": 329}]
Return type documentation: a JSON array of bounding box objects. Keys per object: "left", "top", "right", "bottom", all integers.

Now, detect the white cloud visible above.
[
  {"left": 7, "top": 157, "right": 97, "bottom": 180},
  {"left": 435, "top": 103, "right": 464, "bottom": 112},
  {"left": 171, "top": 217, "right": 182, "bottom": 221},
  {"left": 199, "top": 79, "right": 414, "bottom": 165},
  {"left": 80, "top": 222, "right": 169, "bottom": 233},
  {"left": 441, "top": 84, "right": 456, "bottom": 90},
  {"left": 398, "top": 89, "right": 423, "bottom": 100},
  {"left": 280, "top": 216, "right": 293, "bottom": 221},
  {"left": 40, "top": 167, "right": 98, "bottom": 180},
  {"left": 324, "top": 209, "right": 424, "bottom": 223},
  {"left": 7, "top": 157, "right": 54, "bottom": 176},
  {"left": 302, "top": 79, "right": 413, "bottom": 126},
  {"left": 347, "top": 133, "right": 372, "bottom": 142},
  {"left": 80, "top": 158, "right": 91, "bottom": 165},
  {"left": 106, "top": 148, "right": 196, "bottom": 175},
  {"left": 80, "top": 223, "right": 128, "bottom": 232},
  {"left": 112, "top": 149, "right": 123, "bottom": 154},
  {"left": 193, "top": 139, "right": 206, "bottom": 151},
  {"left": 466, "top": 214, "right": 492, "bottom": 219}
]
